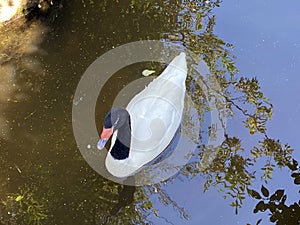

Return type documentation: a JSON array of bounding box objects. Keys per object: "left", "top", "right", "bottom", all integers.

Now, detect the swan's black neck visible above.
[{"left": 110, "top": 115, "right": 131, "bottom": 160}]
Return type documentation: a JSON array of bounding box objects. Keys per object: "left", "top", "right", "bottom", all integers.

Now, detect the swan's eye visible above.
[{"left": 113, "top": 117, "right": 120, "bottom": 128}]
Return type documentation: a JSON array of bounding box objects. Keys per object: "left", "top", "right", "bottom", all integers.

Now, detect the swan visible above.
[{"left": 97, "top": 52, "right": 187, "bottom": 178}]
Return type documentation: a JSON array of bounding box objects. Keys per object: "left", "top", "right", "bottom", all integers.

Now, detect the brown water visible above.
[{"left": 0, "top": 1, "right": 191, "bottom": 224}]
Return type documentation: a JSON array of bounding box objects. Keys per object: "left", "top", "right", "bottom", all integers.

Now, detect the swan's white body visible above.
[{"left": 106, "top": 53, "right": 187, "bottom": 177}]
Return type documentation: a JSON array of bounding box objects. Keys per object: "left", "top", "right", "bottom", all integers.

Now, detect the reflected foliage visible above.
[
  {"left": 157, "top": 1, "right": 299, "bottom": 224},
  {"left": 248, "top": 159, "right": 300, "bottom": 224}
]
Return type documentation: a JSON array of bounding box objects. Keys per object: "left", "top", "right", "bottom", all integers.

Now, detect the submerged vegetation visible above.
[
  {"left": 0, "top": 187, "right": 47, "bottom": 225},
  {"left": 0, "top": 0, "right": 298, "bottom": 224}
]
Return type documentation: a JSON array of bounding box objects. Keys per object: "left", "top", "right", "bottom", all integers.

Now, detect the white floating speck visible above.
[{"left": 142, "top": 69, "right": 155, "bottom": 77}]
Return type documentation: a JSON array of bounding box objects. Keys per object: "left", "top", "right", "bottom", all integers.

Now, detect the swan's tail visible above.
[
  {"left": 158, "top": 52, "right": 187, "bottom": 85},
  {"left": 169, "top": 52, "right": 187, "bottom": 73}
]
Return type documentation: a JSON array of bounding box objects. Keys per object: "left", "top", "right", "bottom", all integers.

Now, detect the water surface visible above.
[{"left": 0, "top": 1, "right": 299, "bottom": 224}]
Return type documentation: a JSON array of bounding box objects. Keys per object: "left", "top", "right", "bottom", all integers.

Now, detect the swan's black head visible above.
[
  {"left": 97, "top": 107, "right": 131, "bottom": 152},
  {"left": 103, "top": 107, "right": 130, "bottom": 130}
]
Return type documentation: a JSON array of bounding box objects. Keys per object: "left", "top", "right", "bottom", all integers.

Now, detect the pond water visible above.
[{"left": 0, "top": 0, "right": 300, "bottom": 225}]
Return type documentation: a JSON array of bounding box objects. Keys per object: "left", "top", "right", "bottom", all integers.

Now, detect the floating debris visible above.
[
  {"left": 14, "top": 164, "right": 22, "bottom": 173},
  {"left": 142, "top": 69, "right": 155, "bottom": 77}
]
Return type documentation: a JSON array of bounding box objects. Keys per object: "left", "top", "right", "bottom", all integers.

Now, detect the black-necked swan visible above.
[{"left": 97, "top": 52, "right": 187, "bottom": 178}]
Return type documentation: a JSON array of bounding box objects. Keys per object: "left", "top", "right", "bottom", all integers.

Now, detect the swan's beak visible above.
[{"left": 97, "top": 127, "right": 113, "bottom": 150}]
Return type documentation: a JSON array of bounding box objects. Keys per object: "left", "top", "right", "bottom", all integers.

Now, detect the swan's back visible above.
[
  {"left": 155, "top": 52, "right": 187, "bottom": 86},
  {"left": 127, "top": 52, "right": 187, "bottom": 160}
]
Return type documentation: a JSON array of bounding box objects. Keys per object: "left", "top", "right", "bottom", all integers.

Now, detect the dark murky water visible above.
[{"left": 0, "top": 1, "right": 299, "bottom": 224}]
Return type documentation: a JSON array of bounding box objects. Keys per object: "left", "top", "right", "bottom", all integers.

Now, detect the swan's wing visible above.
[{"left": 125, "top": 53, "right": 187, "bottom": 167}]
